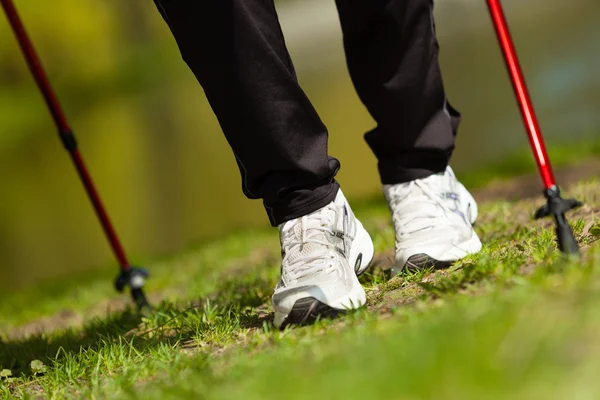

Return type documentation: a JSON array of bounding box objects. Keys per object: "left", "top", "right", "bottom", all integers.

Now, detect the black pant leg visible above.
[
  {"left": 153, "top": 0, "right": 339, "bottom": 226},
  {"left": 336, "top": 0, "right": 460, "bottom": 184}
]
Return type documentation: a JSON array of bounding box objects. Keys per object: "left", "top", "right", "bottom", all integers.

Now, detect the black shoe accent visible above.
[
  {"left": 402, "top": 253, "right": 452, "bottom": 273},
  {"left": 354, "top": 253, "right": 364, "bottom": 275},
  {"left": 279, "top": 297, "right": 344, "bottom": 329}
]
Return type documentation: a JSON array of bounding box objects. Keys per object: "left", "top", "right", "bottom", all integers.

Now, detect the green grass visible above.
[{"left": 1, "top": 162, "right": 600, "bottom": 398}]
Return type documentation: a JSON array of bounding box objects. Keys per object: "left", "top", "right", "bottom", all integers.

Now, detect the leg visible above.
[
  {"left": 335, "top": 0, "right": 460, "bottom": 184},
  {"left": 336, "top": 0, "right": 481, "bottom": 272},
  {"left": 154, "top": 0, "right": 374, "bottom": 328},
  {"left": 153, "top": 0, "right": 339, "bottom": 226}
]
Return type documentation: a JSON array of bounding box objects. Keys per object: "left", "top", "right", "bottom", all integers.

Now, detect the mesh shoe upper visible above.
[
  {"left": 277, "top": 201, "right": 351, "bottom": 289},
  {"left": 272, "top": 189, "right": 372, "bottom": 328},
  {"left": 384, "top": 167, "right": 482, "bottom": 270}
]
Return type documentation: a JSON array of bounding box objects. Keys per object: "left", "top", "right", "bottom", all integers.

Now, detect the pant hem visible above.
[
  {"left": 269, "top": 183, "right": 340, "bottom": 226},
  {"left": 379, "top": 166, "right": 447, "bottom": 185}
]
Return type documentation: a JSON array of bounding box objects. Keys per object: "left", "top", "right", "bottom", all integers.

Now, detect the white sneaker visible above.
[
  {"left": 272, "top": 189, "right": 374, "bottom": 329},
  {"left": 384, "top": 166, "right": 482, "bottom": 275}
]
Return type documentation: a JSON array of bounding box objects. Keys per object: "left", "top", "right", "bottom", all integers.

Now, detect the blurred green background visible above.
[{"left": 0, "top": 0, "right": 598, "bottom": 290}]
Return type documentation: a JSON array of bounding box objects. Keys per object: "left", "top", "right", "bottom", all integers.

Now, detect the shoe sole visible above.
[
  {"left": 393, "top": 232, "right": 482, "bottom": 275},
  {"left": 278, "top": 297, "right": 344, "bottom": 329},
  {"left": 274, "top": 277, "right": 367, "bottom": 329},
  {"left": 403, "top": 253, "right": 453, "bottom": 272}
]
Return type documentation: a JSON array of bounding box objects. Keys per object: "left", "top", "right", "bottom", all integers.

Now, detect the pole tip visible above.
[
  {"left": 556, "top": 222, "right": 581, "bottom": 256},
  {"left": 115, "top": 267, "right": 152, "bottom": 310}
]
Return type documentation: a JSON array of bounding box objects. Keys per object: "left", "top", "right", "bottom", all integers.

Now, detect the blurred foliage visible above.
[
  {"left": 0, "top": 0, "right": 598, "bottom": 290},
  {"left": 0, "top": 0, "right": 215, "bottom": 288},
  {"left": 1, "top": 1, "right": 162, "bottom": 147}
]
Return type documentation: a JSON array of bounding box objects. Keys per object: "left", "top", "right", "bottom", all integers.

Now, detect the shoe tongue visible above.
[
  {"left": 297, "top": 216, "right": 331, "bottom": 247},
  {"left": 280, "top": 219, "right": 296, "bottom": 235},
  {"left": 421, "top": 171, "right": 447, "bottom": 189},
  {"left": 284, "top": 214, "right": 336, "bottom": 265},
  {"left": 288, "top": 242, "right": 328, "bottom": 266},
  {"left": 394, "top": 182, "right": 444, "bottom": 219}
]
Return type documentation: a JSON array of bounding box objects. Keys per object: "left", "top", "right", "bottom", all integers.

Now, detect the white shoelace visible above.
[
  {"left": 279, "top": 204, "right": 340, "bottom": 283},
  {"left": 387, "top": 180, "right": 448, "bottom": 238}
]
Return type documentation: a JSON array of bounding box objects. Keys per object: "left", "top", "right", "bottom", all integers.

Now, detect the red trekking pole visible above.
[
  {"left": 2, "top": 0, "right": 151, "bottom": 306},
  {"left": 486, "top": 0, "right": 582, "bottom": 255}
]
